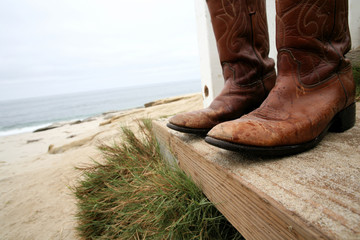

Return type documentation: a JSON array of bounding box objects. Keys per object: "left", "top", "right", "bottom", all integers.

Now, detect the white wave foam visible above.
[{"left": 0, "top": 124, "right": 51, "bottom": 137}]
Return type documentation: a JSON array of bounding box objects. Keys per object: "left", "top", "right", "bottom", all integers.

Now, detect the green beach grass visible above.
[{"left": 74, "top": 119, "right": 243, "bottom": 239}]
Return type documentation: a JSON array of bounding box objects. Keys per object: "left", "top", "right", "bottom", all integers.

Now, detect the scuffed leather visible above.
[
  {"left": 170, "top": 71, "right": 276, "bottom": 129},
  {"left": 169, "top": 0, "right": 275, "bottom": 130},
  {"left": 208, "top": 0, "right": 355, "bottom": 147}
]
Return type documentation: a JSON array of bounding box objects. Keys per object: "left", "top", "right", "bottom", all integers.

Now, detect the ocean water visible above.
[{"left": 0, "top": 80, "right": 201, "bottom": 136}]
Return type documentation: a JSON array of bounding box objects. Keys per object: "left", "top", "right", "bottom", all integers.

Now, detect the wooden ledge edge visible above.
[{"left": 153, "top": 119, "right": 333, "bottom": 240}]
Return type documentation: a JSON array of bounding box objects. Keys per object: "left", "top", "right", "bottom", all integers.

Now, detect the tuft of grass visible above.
[
  {"left": 353, "top": 65, "right": 360, "bottom": 100},
  {"left": 74, "top": 119, "right": 243, "bottom": 240}
]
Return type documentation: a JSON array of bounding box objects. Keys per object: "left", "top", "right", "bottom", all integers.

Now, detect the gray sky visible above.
[{"left": 0, "top": 0, "right": 200, "bottom": 101}]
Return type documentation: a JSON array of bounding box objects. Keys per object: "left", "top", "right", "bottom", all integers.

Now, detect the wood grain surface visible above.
[{"left": 153, "top": 105, "right": 360, "bottom": 239}]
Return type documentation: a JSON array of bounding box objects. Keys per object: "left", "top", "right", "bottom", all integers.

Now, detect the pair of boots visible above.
[{"left": 167, "top": 0, "right": 356, "bottom": 156}]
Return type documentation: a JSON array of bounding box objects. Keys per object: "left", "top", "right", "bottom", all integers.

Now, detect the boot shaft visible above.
[
  {"left": 276, "top": 0, "right": 352, "bottom": 85},
  {"left": 206, "top": 0, "right": 275, "bottom": 85}
]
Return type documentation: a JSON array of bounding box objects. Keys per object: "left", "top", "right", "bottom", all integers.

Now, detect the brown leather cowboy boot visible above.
[
  {"left": 206, "top": 0, "right": 356, "bottom": 155},
  {"left": 167, "top": 0, "right": 276, "bottom": 135}
]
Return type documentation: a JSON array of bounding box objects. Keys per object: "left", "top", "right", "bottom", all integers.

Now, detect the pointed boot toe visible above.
[
  {"left": 167, "top": 111, "right": 217, "bottom": 135},
  {"left": 205, "top": 118, "right": 284, "bottom": 155},
  {"left": 206, "top": 121, "right": 234, "bottom": 142}
]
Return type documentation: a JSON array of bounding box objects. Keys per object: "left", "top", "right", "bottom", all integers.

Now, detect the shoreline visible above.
[
  {"left": 0, "top": 92, "right": 198, "bottom": 138},
  {"left": 0, "top": 80, "right": 201, "bottom": 137},
  {"left": 0, "top": 93, "right": 203, "bottom": 239}
]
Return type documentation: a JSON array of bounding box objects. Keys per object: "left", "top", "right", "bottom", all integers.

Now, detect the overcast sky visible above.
[{"left": 0, "top": 0, "right": 200, "bottom": 101}]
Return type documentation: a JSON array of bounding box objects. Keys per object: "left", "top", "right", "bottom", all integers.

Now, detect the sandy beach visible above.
[{"left": 0, "top": 93, "right": 202, "bottom": 240}]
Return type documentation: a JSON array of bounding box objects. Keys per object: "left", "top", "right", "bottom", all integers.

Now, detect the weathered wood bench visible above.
[{"left": 153, "top": 105, "right": 360, "bottom": 239}]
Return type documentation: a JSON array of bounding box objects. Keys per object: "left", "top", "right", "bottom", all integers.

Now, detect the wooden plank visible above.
[{"left": 153, "top": 105, "right": 360, "bottom": 240}]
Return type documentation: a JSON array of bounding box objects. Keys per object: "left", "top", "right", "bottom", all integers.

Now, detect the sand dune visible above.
[{"left": 0, "top": 93, "right": 202, "bottom": 240}]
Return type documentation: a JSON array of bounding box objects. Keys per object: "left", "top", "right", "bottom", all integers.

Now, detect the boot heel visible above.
[{"left": 329, "top": 103, "right": 356, "bottom": 133}]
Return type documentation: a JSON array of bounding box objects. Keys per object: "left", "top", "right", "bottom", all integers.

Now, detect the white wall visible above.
[
  {"left": 194, "top": 0, "right": 223, "bottom": 107},
  {"left": 195, "top": 0, "right": 360, "bottom": 107},
  {"left": 349, "top": 0, "right": 360, "bottom": 50}
]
